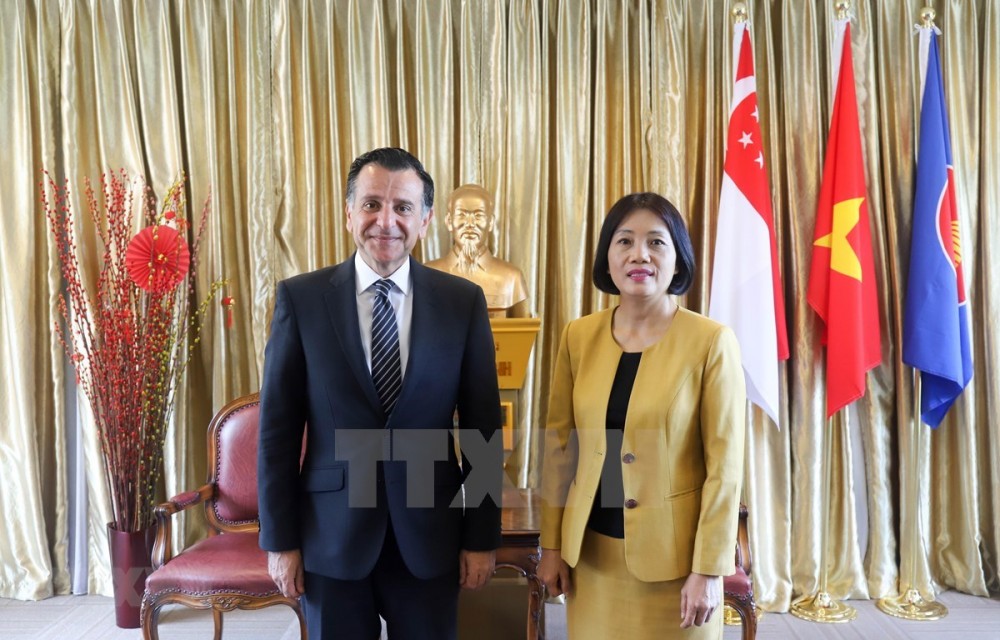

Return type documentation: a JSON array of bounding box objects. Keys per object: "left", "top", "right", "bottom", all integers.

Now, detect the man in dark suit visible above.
[{"left": 258, "top": 147, "right": 503, "bottom": 640}]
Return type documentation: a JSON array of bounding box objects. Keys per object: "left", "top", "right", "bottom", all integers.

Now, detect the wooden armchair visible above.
[
  {"left": 141, "top": 393, "right": 306, "bottom": 640},
  {"left": 722, "top": 504, "right": 757, "bottom": 640}
]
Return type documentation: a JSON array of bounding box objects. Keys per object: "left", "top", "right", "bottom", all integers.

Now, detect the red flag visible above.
[{"left": 807, "top": 22, "right": 881, "bottom": 418}]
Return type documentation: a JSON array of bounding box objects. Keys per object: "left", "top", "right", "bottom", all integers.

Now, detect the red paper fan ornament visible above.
[
  {"left": 221, "top": 295, "right": 235, "bottom": 328},
  {"left": 126, "top": 225, "right": 191, "bottom": 292}
]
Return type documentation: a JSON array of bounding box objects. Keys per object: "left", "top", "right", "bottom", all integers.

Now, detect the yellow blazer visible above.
[{"left": 540, "top": 306, "right": 746, "bottom": 582}]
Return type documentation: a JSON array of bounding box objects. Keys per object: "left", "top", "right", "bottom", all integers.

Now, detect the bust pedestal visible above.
[{"left": 490, "top": 317, "right": 540, "bottom": 487}]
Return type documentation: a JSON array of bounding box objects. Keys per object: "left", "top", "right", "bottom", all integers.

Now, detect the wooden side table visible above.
[{"left": 497, "top": 487, "right": 543, "bottom": 639}]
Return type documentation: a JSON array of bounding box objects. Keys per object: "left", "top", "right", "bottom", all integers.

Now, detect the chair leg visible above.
[
  {"left": 292, "top": 601, "right": 308, "bottom": 640},
  {"left": 213, "top": 608, "right": 224, "bottom": 640},
  {"left": 141, "top": 598, "right": 160, "bottom": 640},
  {"left": 743, "top": 605, "right": 757, "bottom": 640},
  {"left": 731, "top": 599, "right": 757, "bottom": 640}
]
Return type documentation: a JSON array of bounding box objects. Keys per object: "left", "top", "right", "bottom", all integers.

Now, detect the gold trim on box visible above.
[
  {"left": 500, "top": 400, "right": 514, "bottom": 450},
  {"left": 490, "top": 317, "right": 541, "bottom": 389}
]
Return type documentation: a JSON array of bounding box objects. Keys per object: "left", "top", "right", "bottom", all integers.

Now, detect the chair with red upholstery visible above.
[
  {"left": 722, "top": 504, "right": 757, "bottom": 640},
  {"left": 141, "top": 393, "right": 305, "bottom": 640}
]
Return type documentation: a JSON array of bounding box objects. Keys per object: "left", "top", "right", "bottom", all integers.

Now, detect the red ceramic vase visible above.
[{"left": 107, "top": 523, "right": 155, "bottom": 628}]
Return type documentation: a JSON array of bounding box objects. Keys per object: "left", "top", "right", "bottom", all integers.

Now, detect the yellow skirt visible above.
[{"left": 566, "top": 529, "right": 722, "bottom": 640}]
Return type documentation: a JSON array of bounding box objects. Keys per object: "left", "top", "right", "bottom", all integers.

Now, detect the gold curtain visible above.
[{"left": 1, "top": 0, "right": 997, "bottom": 612}]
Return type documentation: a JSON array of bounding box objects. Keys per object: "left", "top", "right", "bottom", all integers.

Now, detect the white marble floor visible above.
[{"left": 1, "top": 589, "right": 999, "bottom": 639}]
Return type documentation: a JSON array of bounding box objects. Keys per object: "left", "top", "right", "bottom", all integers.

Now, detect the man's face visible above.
[
  {"left": 346, "top": 164, "right": 432, "bottom": 277},
  {"left": 447, "top": 192, "right": 494, "bottom": 254}
]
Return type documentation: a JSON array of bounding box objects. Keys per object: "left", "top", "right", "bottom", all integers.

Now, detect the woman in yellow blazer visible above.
[{"left": 538, "top": 192, "right": 746, "bottom": 639}]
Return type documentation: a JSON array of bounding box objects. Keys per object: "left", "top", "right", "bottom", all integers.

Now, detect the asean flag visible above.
[
  {"left": 710, "top": 21, "right": 788, "bottom": 427},
  {"left": 807, "top": 21, "right": 881, "bottom": 418},
  {"left": 903, "top": 27, "right": 972, "bottom": 427}
]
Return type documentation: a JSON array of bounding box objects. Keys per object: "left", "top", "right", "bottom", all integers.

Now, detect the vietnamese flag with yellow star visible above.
[{"left": 807, "top": 21, "right": 881, "bottom": 418}]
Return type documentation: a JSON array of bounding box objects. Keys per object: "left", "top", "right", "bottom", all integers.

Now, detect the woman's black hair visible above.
[{"left": 592, "top": 192, "right": 696, "bottom": 295}]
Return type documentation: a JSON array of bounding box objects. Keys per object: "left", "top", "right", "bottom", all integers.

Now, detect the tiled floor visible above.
[{"left": 1, "top": 589, "right": 999, "bottom": 638}]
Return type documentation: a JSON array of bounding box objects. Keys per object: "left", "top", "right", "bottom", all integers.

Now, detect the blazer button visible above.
[
  {"left": 624, "top": 498, "right": 638, "bottom": 509},
  {"left": 622, "top": 452, "right": 635, "bottom": 464}
]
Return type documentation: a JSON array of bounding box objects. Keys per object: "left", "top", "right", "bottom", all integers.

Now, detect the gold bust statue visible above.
[{"left": 426, "top": 184, "right": 529, "bottom": 317}]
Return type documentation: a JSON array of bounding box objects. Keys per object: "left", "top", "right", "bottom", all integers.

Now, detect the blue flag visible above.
[{"left": 903, "top": 29, "right": 973, "bottom": 428}]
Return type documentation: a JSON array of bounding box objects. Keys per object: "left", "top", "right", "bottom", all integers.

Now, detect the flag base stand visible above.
[
  {"left": 790, "top": 591, "right": 857, "bottom": 623},
  {"left": 876, "top": 589, "right": 947, "bottom": 621},
  {"left": 790, "top": 411, "right": 856, "bottom": 625},
  {"left": 876, "top": 370, "right": 948, "bottom": 622}
]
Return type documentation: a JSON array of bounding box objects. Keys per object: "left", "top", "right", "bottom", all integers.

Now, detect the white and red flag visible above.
[{"left": 709, "top": 21, "right": 789, "bottom": 426}]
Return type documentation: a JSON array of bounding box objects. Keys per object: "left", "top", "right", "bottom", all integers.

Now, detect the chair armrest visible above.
[
  {"left": 734, "top": 503, "right": 751, "bottom": 576},
  {"left": 152, "top": 483, "right": 215, "bottom": 569}
]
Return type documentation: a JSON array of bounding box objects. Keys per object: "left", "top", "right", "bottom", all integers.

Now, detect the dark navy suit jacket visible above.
[{"left": 257, "top": 256, "right": 503, "bottom": 581}]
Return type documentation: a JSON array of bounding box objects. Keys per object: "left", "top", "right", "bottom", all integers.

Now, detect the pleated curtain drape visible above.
[{"left": 1, "top": 0, "right": 997, "bottom": 613}]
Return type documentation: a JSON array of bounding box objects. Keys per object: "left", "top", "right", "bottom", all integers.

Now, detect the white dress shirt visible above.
[{"left": 354, "top": 253, "right": 413, "bottom": 377}]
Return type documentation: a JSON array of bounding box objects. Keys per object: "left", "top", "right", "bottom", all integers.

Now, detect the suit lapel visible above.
[
  {"left": 394, "top": 258, "right": 433, "bottom": 417},
  {"left": 574, "top": 310, "right": 619, "bottom": 454},
  {"left": 324, "top": 258, "right": 383, "bottom": 415},
  {"left": 629, "top": 307, "right": 697, "bottom": 424}
]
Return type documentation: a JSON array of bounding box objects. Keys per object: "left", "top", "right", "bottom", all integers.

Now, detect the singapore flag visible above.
[{"left": 709, "top": 21, "right": 788, "bottom": 427}]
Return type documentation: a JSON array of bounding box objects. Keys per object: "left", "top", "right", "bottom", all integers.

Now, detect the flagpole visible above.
[
  {"left": 875, "top": 5, "right": 949, "bottom": 621},
  {"left": 790, "top": 408, "right": 857, "bottom": 623},
  {"left": 793, "top": 1, "right": 858, "bottom": 621},
  {"left": 876, "top": 369, "right": 948, "bottom": 619},
  {"left": 718, "top": 1, "right": 767, "bottom": 629}
]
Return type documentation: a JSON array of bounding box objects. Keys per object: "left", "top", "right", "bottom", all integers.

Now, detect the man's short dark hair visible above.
[
  {"left": 345, "top": 147, "right": 435, "bottom": 213},
  {"left": 592, "top": 192, "right": 696, "bottom": 295}
]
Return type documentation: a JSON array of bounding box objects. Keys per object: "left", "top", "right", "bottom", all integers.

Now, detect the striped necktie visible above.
[{"left": 370, "top": 279, "right": 402, "bottom": 415}]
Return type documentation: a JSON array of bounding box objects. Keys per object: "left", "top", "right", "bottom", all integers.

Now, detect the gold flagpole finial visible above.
[
  {"left": 732, "top": 2, "right": 748, "bottom": 24},
  {"left": 835, "top": 1, "right": 851, "bottom": 21},
  {"left": 920, "top": 7, "right": 936, "bottom": 28}
]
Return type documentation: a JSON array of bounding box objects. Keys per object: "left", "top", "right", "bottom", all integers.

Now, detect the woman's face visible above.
[{"left": 607, "top": 208, "right": 677, "bottom": 299}]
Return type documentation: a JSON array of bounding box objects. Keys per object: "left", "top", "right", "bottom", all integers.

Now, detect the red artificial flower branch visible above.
[{"left": 44, "top": 169, "right": 226, "bottom": 533}]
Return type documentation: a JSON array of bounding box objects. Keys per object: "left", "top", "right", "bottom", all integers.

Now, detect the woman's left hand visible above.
[{"left": 679, "top": 572, "right": 722, "bottom": 628}]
